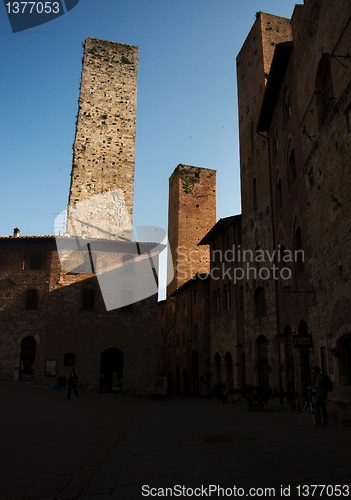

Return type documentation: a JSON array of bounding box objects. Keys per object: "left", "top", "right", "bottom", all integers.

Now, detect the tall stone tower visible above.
[
  {"left": 236, "top": 13, "right": 292, "bottom": 387},
  {"left": 167, "top": 164, "right": 216, "bottom": 295},
  {"left": 237, "top": 12, "right": 291, "bottom": 225},
  {"left": 67, "top": 37, "right": 138, "bottom": 239}
]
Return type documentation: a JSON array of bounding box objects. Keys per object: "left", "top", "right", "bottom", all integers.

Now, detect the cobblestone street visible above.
[{"left": 1, "top": 382, "right": 350, "bottom": 500}]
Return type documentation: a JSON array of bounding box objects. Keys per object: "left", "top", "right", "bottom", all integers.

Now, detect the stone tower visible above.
[
  {"left": 67, "top": 37, "right": 138, "bottom": 239},
  {"left": 167, "top": 164, "right": 216, "bottom": 295},
  {"left": 236, "top": 13, "right": 292, "bottom": 387},
  {"left": 237, "top": 12, "right": 292, "bottom": 226}
]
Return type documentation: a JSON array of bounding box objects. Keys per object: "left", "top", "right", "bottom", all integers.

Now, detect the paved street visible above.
[{"left": 1, "top": 382, "right": 350, "bottom": 500}]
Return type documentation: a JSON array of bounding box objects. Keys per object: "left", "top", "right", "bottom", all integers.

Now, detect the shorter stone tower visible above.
[
  {"left": 67, "top": 37, "right": 138, "bottom": 240},
  {"left": 167, "top": 164, "right": 216, "bottom": 295}
]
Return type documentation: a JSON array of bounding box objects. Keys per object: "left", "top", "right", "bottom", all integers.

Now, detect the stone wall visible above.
[
  {"left": 236, "top": 13, "right": 292, "bottom": 390},
  {"left": 0, "top": 237, "right": 158, "bottom": 396},
  {"left": 237, "top": 1, "right": 351, "bottom": 420},
  {"left": 167, "top": 164, "right": 216, "bottom": 295},
  {"left": 67, "top": 37, "right": 138, "bottom": 239}
]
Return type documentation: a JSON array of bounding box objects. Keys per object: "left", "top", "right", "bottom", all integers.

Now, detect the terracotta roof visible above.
[
  {"left": 0, "top": 234, "right": 165, "bottom": 250},
  {"left": 0, "top": 235, "right": 56, "bottom": 239}
]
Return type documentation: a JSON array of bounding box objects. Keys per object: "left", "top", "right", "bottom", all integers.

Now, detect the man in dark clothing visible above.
[
  {"left": 313, "top": 366, "right": 328, "bottom": 427},
  {"left": 67, "top": 369, "right": 79, "bottom": 399}
]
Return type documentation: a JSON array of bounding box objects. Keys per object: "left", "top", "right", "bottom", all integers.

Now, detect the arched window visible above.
[
  {"left": 216, "top": 287, "right": 221, "bottom": 314},
  {"left": 225, "top": 282, "right": 232, "bottom": 310},
  {"left": 287, "top": 148, "right": 297, "bottom": 188},
  {"left": 82, "top": 282, "right": 96, "bottom": 310},
  {"left": 224, "top": 352, "right": 233, "bottom": 391},
  {"left": 282, "top": 86, "right": 291, "bottom": 125},
  {"left": 214, "top": 353, "right": 221, "bottom": 385},
  {"left": 276, "top": 178, "right": 282, "bottom": 211},
  {"left": 254, "top": 286, "right": 266, "bottom": 317},
  {"left": 253, "top": 178, "right": 258, "bottom": 211},
  {"left": 256, "top": 335, "right": 269, "bottom": 389},
  {"left": 298, "top": 320, "right": 308, "bottom": 336},
  {"left": 272, "top": 125, "right": 279, "bottom": 157},
  {"left": 315, "top": 54, "right": 334, "bottom": 128},
  {"left": 238, "top": 285, "right": 244, "bottom": 311},
  {"left": 25, "top": 289, "right": 38, "bottom": 310},
  {"left": 294, "top": 227, "right": 304, "bottom": 272}
]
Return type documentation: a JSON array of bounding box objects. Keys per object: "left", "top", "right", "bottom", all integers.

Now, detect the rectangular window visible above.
[
  {"left": 345, "top": 104, "right": 351, "bottom": 133},
  {"left": 82, "top": 288, "right": 95, "bottom": 310},
  {"left": 30, "top": 252, "right": 42, "bottom": 270}
]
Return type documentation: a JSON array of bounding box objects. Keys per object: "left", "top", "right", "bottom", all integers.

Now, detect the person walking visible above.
[
  {"left": 67, "top": 368, "right": 79, "bottom": 400},
  {"left": 313, "top": 366, "right": 329, "bottom": 427}
]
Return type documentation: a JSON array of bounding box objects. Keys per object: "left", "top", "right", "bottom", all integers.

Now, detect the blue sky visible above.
[{"left": 0, "top": 0, "right": 299, "bottom": 237}]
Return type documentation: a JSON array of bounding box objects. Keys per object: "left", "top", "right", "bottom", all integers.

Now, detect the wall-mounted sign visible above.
[
  {"left": 292, "top": 335, "right": 312, "bottom": 348},
  {"left": 45, "top": 359, "right": 57, "bottom": 376}
]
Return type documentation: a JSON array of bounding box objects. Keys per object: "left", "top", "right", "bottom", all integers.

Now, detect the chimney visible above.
[{"left": 13, "top": 227, "right": 20, "bottom": 238}]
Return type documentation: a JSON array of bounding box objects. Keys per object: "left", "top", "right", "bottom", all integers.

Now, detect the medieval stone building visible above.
[
  {"left": 2, "top": 2, "right": 350, "bottom": 424},
  {"left": 159, "top": 165, "right": 216, "bottom": 397},
  {"left": 199, "top": 215, "right": 244, "bottom": 395},
  {"left": 237, "top": 0, "right": 351, "bottom": 423},
  {"left": 161, "top": 1, "right": 351, "bottom": 425},
  {"left": 0, "top": 38, "right": 161, "bottom": 396}
]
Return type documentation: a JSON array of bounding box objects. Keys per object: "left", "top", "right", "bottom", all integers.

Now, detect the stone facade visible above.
[
  {"left": 236, "top": 12, "right": 293, "bottom": 395},
  {"left": 0, "top": 37, "right": 160, "bottom": 396},
  {"left": 199, "top": 216, "right": 245, "bottom": 394},
  {"left": 167, "top": 164, "right": 216, "bottom": 296},
  {"left": 0, "top": 235, "right": 158, "bottom": 394},
  {"left": 161, "top": 2, "right": 351, "bottom": 423},
  {"left": 67, "top": 37, "right": 138, "bottom": 240},
  {"left": 159, "top": 275, "right": 211, "bottom": 397},
  {"left": 237, "top": 1, "right": 351, "bottom": 422},
  {"left": 159, "top": 164, "right": 216, "bottom": 396}
]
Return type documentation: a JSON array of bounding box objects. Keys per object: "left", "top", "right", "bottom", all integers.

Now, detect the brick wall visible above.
[{"left": 167, "top": 165, "right": 216, "bottom": 295}]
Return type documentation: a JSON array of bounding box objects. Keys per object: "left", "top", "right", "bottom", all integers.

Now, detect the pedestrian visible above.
[
  {"left": 67, "top": 368, "right": 79, "bottom": 400},
  {"left": 313, "top": 366, "right": 328, "bottom": 427}
]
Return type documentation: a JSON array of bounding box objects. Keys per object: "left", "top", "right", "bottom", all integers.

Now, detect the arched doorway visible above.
[
  {"left": 284, "top": 326, "right": 296, "bottom": 392},
  {"left": 20, "top": 336, "right": 36, "bottom": 381},
  {"left": 298, "top": 320, "right": 311, "bottom": 394},
  {"left": 214, "top": 353, "right": 221, "bottom": 385},
  {"left": 183, "top": 369, "right": 189, "bottom": 397},
  {"left": 224, "top": 352, "right": 233, "bottom": 391},
  {"left": 191, "top": 351, "right": 199, "bottom": 396},
  {"left": 337, "top": 334, "right": 351, "bottom": 385},
  {"left": 240, "top": 351, "right": 246, "bottom": 391},
  {"left": 99, "top": 348, "right": 123, "bottom": 393},
  {"left": 175, "top": 366, "right": 181, "bottom": 396},
  {"left": 256, "top": 335, "right": 269, "bottom": 388}
]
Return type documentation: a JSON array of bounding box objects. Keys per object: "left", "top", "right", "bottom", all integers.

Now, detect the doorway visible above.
[
  {"left": 256, "top": 335, "right": 269, "bottom": 388},
  {"left": 99, "top": 348, "right": 123, "bottom": 393},
  {"left": 20, "top": 336, "right": 36, "bottom": 381},
  {"left": 191, "top": 351, "right": 199, "bottom": 396}
]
